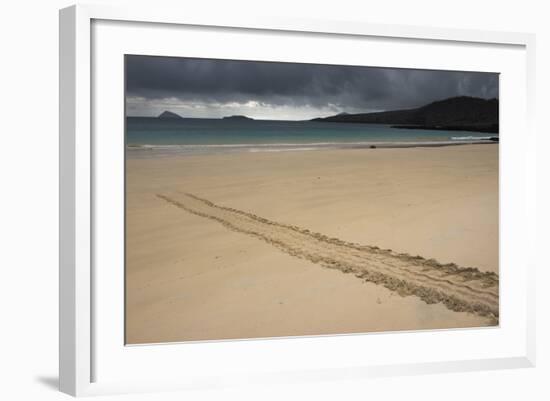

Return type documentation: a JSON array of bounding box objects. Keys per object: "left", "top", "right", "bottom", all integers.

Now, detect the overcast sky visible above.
[{"left": 125, "top": 55, "right": 499, "bottom": 120}]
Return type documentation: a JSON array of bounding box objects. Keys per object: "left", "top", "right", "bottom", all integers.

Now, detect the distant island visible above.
[
  {"left": 222, "top": 115, "right": 254, "bottom": 121},
  {"left": 312, "top": 96, "right": 498, "bottom": 133},
  {"left": 158, "top": 110, "right": 183, "bottom": 119},
  {"left": 146, "top": 112, "right": 255, "bottom": 121}
]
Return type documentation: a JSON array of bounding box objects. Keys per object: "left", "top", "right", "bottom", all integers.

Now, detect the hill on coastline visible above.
[
  {"left": 158, "top": 110, "right": 183, "bottom": 119},
  {"left": 222, "top": 115, "right": 254, "bottom": 121},
  {"left": 313, "top": 96, "right": 499, "bottom": 133}
]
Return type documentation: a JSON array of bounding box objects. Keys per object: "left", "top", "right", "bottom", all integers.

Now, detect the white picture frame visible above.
[{"left": 59, "top": 4, "right": 536, "bottom": 397}]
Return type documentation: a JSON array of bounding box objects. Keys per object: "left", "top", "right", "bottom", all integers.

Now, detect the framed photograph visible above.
[{"left": 59, "top": 4, "right": 536, "bottom": 396}]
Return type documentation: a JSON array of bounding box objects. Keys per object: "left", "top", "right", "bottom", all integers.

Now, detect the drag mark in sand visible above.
[{"left": 157, "top": 193, "right": 499, "bottom": 322}]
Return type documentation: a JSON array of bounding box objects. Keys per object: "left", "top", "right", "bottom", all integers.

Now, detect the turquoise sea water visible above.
[{"left": 126, "top": 117, "right": 496, "bottom": 156}]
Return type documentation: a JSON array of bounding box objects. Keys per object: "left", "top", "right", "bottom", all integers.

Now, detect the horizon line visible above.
[{"left": 125, "top": 95, "right": 499, "bottom": 121}]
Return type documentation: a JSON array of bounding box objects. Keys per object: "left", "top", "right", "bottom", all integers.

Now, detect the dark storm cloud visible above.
[{"left": 125, "top": 55, "right": 498, "bottom": 118}]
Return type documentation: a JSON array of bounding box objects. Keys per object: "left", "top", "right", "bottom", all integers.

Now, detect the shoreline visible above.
[{"left": 126, "top": 140, "right": 498, "bottom": 157}]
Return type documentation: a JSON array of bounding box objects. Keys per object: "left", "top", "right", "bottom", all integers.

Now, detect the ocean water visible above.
[{"left": 126, "top": 117, "right": 497, "bottom": 156}]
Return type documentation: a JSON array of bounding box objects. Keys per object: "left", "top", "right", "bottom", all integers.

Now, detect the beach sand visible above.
[{"left": 125, "top": 144, "right": 498, "bottom": 344}]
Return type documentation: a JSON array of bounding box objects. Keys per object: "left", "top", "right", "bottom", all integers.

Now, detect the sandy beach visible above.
[{"left": 125, "top": 144, "right": 498, "bottom": 344}]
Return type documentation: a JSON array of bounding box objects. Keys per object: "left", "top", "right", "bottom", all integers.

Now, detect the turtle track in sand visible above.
[{"left": 157, "top": 192, "right": 499, "bottom": 322}]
